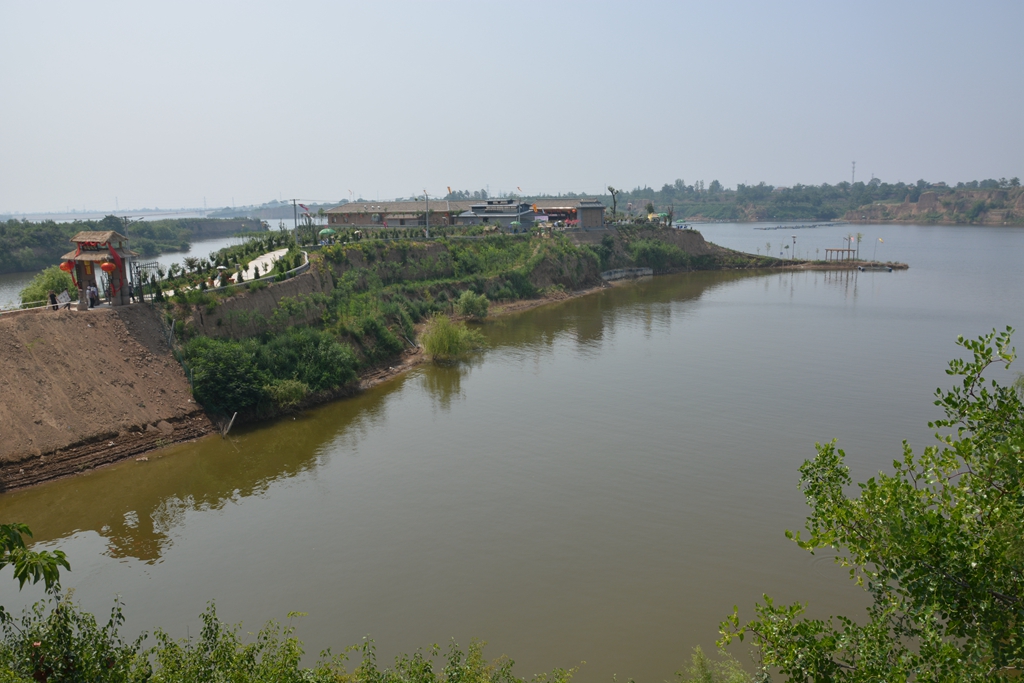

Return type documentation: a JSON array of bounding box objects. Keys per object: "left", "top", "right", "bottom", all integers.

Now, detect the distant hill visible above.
[
  {"left": 209, "top": 200, "right": 345, "bottom": 221},
  {"left": 844, "top": 187, "right": 1024, "bottom": 225}
]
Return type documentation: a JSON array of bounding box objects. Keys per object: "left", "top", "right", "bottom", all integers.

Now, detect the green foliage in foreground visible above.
[
  {"left": 18, "top": 266, "right": 77, "bottom": 308},
  {"left": 721, "top": 328, "right": 1024, "bottom": 681},
  {"left": 421, "top": 314, "right": 485, "bottom": 362},
  {"left": 674, "top": 646, "right": 751, "bottom": 683},
  {"left": 0, "top": 592, "right": 578, "bottom": 683},
  {"left": 0, "top": 523, "right": 70, "bottom": 623}
]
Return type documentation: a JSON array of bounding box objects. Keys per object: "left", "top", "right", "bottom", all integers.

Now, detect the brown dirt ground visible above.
[{"left": 0, "top": 305, "right": 213, "bottom": 490}]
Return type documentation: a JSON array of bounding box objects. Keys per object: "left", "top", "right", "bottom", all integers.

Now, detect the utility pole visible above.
[
  {"left": 292, "top": 199, "right": 298, "bottom": 241},
  {"left": 424, "top": 191, "right": 430, "bottom": 239}
]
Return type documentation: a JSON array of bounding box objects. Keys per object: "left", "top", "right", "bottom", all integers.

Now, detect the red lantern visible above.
[
  {"left": 100, "top": 262, "right": 117, "bottom": 274},
  {"left": 59, "top": 261, "right": 75, "bottom": 272}
]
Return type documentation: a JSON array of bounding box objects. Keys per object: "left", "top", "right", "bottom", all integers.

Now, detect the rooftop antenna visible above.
[{"left": 851, "top": 161, "right": 856, "bottom": 185}]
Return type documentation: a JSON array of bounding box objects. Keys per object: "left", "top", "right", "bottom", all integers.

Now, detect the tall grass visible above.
[{"left": 420, "top": 314, "right": 484, "bottom": 362}]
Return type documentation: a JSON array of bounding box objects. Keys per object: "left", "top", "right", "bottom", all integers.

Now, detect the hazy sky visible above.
[{"left": 2, "top": 0, "right": 1022, "bottom": 212}]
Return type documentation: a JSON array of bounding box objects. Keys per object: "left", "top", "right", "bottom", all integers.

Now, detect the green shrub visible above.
[
  {"left": 0, "top": 594, "right": 147, "bottom": 683},
  {"left": 264, "top": 379, "right": 309, "bottom": 407},
  {"left": 455, "top": 290, "right": 489, "bottom": 318},
  {"left": 627, "top": 239, "right": 691, "bottom": 272},
  {"left": 420, "top": 314, "right": 485, "bottom": 362},
  {"left": 501, "top": 270, "right": 537, "bottom": 299},
  {"left": 18, "top": 266, "right": 77, "bottom": 308},
  {"left": 146, "top": 603, "right": 341, "bottom": 683},
  {"left": 255, "top": 327, "right": 358, "bottom": 392},
  {"left": 182, "top": 337, "right": 267, "bottom": 415},
  {"left": 353, "top": 316, "right": 406, "bottom": 365},
  {"left": 674, "top": 646, "right": 750, "bottom": 683},
  {"left": 0, "top": 597, "right": 573, "bottom": 683}
]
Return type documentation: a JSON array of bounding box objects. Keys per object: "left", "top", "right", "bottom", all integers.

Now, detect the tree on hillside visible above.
[
  {"left": 608, "top": 186, "right": 620, "bottom": 217},
  {"left": 721, "top": 328, "right": 1024, "bottom": 681},
  {"left": 19, "top": 265, "right": 76, "bottom": 308}
]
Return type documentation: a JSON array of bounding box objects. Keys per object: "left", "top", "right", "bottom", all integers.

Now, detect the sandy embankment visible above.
[{"left": 0, "top": 305, "right": 213, "bottom": 490}]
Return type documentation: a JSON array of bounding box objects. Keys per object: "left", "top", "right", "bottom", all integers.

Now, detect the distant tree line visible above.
[
  {"left": 600, "top": 177, "right": 1021, "bottom": 222},
  {"left": 0, "top": 215, "right": 265, "bottom": 275}
]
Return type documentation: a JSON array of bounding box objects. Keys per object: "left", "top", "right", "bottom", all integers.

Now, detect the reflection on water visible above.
[
  {"left": 1, "top": 382, "right": 404, "bottom": 563},
  {"left": 419, "top": 362, "right": 473, "bottom": 413}
]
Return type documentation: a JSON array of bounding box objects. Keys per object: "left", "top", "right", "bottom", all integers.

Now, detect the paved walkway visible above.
[{"left": 240, "top": 248, "right": 288, "bottom": 281}]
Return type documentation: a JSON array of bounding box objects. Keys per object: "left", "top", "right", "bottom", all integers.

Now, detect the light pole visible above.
[
  {"left": 424, "top": 191, "right": 430, "bottom": 239},
  {"left": 791, "top": 234, "right": 797, "bottom": 260}
]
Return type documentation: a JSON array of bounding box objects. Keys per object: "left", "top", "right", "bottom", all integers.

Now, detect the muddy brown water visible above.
[{"left": 2, "top": 223, "right": 1024, "bottom": 681}]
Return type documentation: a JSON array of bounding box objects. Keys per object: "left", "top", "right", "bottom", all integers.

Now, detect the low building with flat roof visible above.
[
  {"left": 531, "top": 199, "right": 606, "bottom": 228},
  {"left": 325, "top": 200, "right": 472, "bottom": 228},
  {"left": 457, "top": 199, "right": 535, "bottom": 228}
]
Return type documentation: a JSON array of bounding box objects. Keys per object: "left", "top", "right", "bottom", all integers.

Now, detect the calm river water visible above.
[{"left": 2, "top": 223, "right": 1023, "bottom": 681}]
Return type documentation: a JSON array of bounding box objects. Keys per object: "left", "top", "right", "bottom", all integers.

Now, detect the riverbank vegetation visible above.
[
  {"left": 0, "top": 585, "right": 573, "bottom": 683},
  {"left": 0, "top": 216, "right": 266, "bottom": 275},
  {"left": 421, "top": 314, "right": 485, "bottom": 362},
  {"left": 167, "top": 228, "right": 775, "bottom": 419},
  {"left": 721, "top": 328, "right": 1024, "bottom": 681}
]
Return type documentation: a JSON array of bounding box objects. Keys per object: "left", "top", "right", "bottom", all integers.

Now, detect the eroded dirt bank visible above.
[{"left": 0, "top": 305, "right": 213, "bottom": 490}]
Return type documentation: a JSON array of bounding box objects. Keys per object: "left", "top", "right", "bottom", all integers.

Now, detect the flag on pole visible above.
[{"left": 299, "top": 203, "right": 309, "bottom": 213}]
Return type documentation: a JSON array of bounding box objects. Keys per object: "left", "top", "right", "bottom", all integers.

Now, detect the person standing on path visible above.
[{"left": 48, "top": 291, "right": 58, "bottom": 311}]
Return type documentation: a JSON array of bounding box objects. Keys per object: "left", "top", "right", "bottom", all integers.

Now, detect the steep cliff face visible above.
[
  {"left": 0, "top": 305, "right": 211, "bottom": 487},
  {"left": 846, "top": 188, "right": 1024, "bottom": 224}
]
